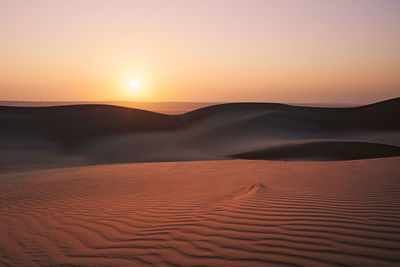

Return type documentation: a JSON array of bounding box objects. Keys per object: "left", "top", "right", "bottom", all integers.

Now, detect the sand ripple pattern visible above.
[{"left": 1, "top": 158, "right": 400, "bottom": 266}]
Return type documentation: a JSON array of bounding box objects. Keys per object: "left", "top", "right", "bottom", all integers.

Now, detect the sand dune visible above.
[
  {"left": 1, "top": 98, "right": 399, "bottom": 265},
  {"left": 1, "top": 158, "right": 399, "bottom": 266},
  {"left": 0, "top": 97, "right": 399, "bottom": 173}
]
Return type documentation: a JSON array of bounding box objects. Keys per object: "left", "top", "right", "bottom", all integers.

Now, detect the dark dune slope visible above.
[
  {"left": 232, "top": 141, "right": 400, "bottom": 161},
  {"left": 0, "top": 97, "right": 399, "bottom": 172},
  {"left": 2, "top": 97, "right": 399, "bottom": 144},
  {"left": 0, "top": 105, "right": 182, "bottom": 147},
  {"left": 183, "top": 96, "right": 400, "bottom": 131}
]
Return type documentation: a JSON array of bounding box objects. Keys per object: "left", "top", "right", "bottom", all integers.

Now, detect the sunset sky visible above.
[{"left": 1, "top": 0, "right": 399, "bottom": 104}]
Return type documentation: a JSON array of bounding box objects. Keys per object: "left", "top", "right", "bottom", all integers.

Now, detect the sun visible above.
[
  {"left": 129, "top": 80, "right": 140, "bottom": 92},
  {"left": 121, "top": 75, "right": 147, "bottom": 97}
]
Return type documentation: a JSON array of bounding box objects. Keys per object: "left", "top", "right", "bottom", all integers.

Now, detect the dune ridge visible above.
[
  {"left": 0, "top": 97, "right": 399, "bottom": 173},
  {"left": 1, "top": 158, "right": 399, "bottom": 266},
  {"left": 0, "top": 101, "right": 220, "bottom": 114}
]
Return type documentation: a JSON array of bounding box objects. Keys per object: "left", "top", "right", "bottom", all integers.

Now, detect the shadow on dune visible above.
[
  {"left": 0, "top": 97, "right": 399, "bottom": 172},
  {"left": 231, "top": 141, "right": 400, "bottom": 161}
]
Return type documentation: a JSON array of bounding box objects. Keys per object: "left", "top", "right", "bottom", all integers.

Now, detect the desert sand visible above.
[
  {"left": 1, "top": 158, "right": 400, "bottom": 266},
  {"left": 1, "top": 98, "right": 399, "bottom": 266}
]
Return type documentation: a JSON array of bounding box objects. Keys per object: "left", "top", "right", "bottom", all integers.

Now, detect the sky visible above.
[{"left": 0, "top": 0, "right": 399, "bottom": 104}]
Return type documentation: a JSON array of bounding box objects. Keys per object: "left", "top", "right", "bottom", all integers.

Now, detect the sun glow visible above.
[
  {"left": 118, "top": 72, "right": 151, "bottom": 99},
  {"left": 129, "top": 80, "right": 140, "bottom": 92}
]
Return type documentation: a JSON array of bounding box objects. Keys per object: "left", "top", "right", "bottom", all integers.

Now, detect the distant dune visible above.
[
  {"left": 0, "top": 101, "right": 219, "bottom": 114},
  {"left": 0, "top": 97, "right": 399, "bottom": 173},
  {"left": 1, "top": 158, "right": 399, "bottom": 266}
]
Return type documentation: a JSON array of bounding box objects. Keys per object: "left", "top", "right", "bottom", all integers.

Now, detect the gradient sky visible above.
[{"left": 1, "top": 0, "right": 399, "bottom": 103}]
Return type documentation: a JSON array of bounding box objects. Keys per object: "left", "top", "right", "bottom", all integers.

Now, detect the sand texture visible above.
[{"left": 1, "top": 158, "right": 399, "bottom": 266}]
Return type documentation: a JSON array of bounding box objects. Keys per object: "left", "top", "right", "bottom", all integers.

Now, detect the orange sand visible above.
[{"left": 1, "top": 158, "right": 400, "bottom": 266}]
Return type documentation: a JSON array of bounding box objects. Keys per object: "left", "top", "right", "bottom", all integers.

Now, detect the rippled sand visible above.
[{"left": 1, "top": 158, "right": 399, "bottom": 266}]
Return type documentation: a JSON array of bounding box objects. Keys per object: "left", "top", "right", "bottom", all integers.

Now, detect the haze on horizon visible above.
[{"left": 1, "top": 0, "right": 399, "bottom": 104}]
